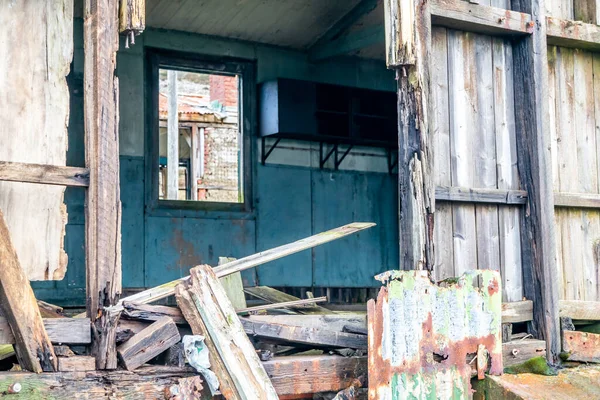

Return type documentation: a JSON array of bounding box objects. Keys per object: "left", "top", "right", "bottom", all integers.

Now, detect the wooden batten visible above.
[
  {"left": 0, "top": 162, "right": 89, "bottom": 187},
  {"left": 0, "top": 210, "right": 57, "bottom": 372},
  {"left": 83, "top": 0, "right": 123, "bottom": 370},
  {"left": 176, "top": 264, "right": 278, "bottom": 399},
  {"left": 117, "top": 317, "right": 180, "bottom": 371},
  {"left": 559, "top": 300, "right": 600, "bottom": 320}
]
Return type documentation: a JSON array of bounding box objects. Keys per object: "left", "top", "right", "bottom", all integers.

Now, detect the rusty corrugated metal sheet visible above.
[{"left": 368, "top": 270, "right": 503, "bottom": 399}]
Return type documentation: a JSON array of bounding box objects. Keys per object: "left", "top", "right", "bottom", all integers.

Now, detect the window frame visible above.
[{"left": 145, "top": 48, "right": 255, "bottom": 215}]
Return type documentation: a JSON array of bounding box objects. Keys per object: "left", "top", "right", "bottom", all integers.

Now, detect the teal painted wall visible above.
[{"left": 33, "top": 20, "right": 398, "bottom": 305}]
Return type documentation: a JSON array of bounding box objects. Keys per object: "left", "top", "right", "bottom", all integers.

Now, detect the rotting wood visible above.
[
  {"left": 240, "top": 318, "right": 368, "bottom": 349},
  {"left": 502, "top": 339, "right": 547, "bottom": 367},
  {"left": 237, "top": 296, "right": 328, "bottom": 314},
  {"left": 0, "top": 209, "right": 57, "bottom": 372},
  {"left": 435, "top": 186, "right": 527, "bottom": 205},
  {"left": 573, "top": 0, "right": 598, "bottom": 23},
  {"left": 384, "top": 0, "right": 435, "bottom": 272},
  {"left": 502, "top": 300, "right": 534, "bottom": 323},
  {"left": 0, "top": 162, "right": 89, "bottom": 187},
  {"left": 116, "top": 319, "right": 192, "bottom": 344},
  {"left": 37, "top": 301, "right": 65, "bottom": 319},
  {"left": 559, "top": 300, "right": 600, "bottom": 320},
  {"left": 58, "top": 356, "right": 96, "bottom": 372},
  {"left": 546, "top": 17, "right": 600, "bottom": 51},
  {"left": 247, "top": 314, "right": 367, "bottom": 333},
  {"left": 117, "top": 317, "right": 180, "bottom": 371},
  {"left": 0, "top": 317, "right": 91, "bottom": 345},
  {"left": 562, "top": 330, "right": 600, "bottom": 363},
  {"left": 109, "top": 223, "right": 373, "bottom": 312},
  {"left": 175, "top": 264, "right": 278, "bottom": 399},
  {"left": 122, "top": 302, "right": 186, "bottom": 324},
  {"left": 512, "top": 0, "right": 561, "bottom": 363},
  {"left": 84, "top": 0, "right": 123, "bottom": 370},
  {"left": 430, "top": 0, "right": 534, "bottom": 36},
  {"left": 119, "top": 0, "right": 145, "bottom": 40},
  {"left": 502, "top": 324, "right": 513, "bottom": 343},
  {"left": 244, "top": 287, "right": 332, "bottom": 314},
  {"left": 0, "top": 0, "right": 72, "bottom": 282}
]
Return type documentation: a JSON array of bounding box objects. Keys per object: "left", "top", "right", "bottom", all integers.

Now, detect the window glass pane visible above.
[{"left": 158, "top": 69, "right": 242, "bottom": 203}]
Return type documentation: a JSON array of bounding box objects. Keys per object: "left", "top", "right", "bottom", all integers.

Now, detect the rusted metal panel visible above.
[
  {"left": 563, "top": 330, "right": 600, "bottom": 363},
  {"left": 368, "top": 270, "right": 503, "bottom": 399}
]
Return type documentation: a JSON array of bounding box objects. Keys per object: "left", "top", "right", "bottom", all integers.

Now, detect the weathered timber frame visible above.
[{"left": 382, "top": 0, "right": 600, "bottom": 362}]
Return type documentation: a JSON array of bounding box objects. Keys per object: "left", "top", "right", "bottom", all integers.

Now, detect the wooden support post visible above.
[
  {"left": 190, "top": 124, "right": 200, "bottom": 200},
  {"left": 384, "top": 0, "right": 435, "bottom": 271},
  {"left": 511, "top": 0, "right": 560, "bottom": 363},
  {"left": 84, "top": 0, "right": 123, "bottom": 370},
  {"left": 0, "top": 210, "right": 57, "bottom": 372},
  {"left": 176, "top": 265, "right": 278, "bottom": 399},
  {"left": 167, "top": 70, "right": 179, "bottom": 200}
]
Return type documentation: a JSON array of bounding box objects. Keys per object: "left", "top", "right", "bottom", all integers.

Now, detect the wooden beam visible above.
[
  {"left": 309, "top": 25, "right": 384, "bottom": 61},
  {"left": 122, "top": 302, "right": 186, "bottom": 324},
  {"left": 237, "top": 297, "right": 328, "bottom": 314},
  {"left": 502, "top": 300, "right": 534, "bottom": 323},
  {"left": 0, "top": 209, "right": 56, "bottom": 372},
  {"left": 435, "top": 186, "right": 528, "bottom": 205},
  {"left": 166, "top": 70, "right": 179, "bottom": 200},
  {"left": 559, "top": 300, "right": 600, "bottom": 320},
  {"left": 245, "top": 286, "right": 332, "bottom": 314},
  {"left": 430, "top": 0, "right": 533, "bottom": 36},
  {"left": 117, "top": 317, "right": 180, "bottom": 371},
  {"left": 175, "top": 264, "right": 278, "bottom": 399},
  {"left": 0, "top": 162, "right": 89, "bottom": 187},
  {"left": 384, "top": 0, "right": 435, "bottom": 271},
  {"left": 546, "top": 17, "right": 600, "bottom": 51},
  {"left": 84, "top": 0, "right": 122, "bottom": 370},
  {"left": 554, "top": 192, "right": 600, "bottom": 208},
  {"left": 502, "top": 339, "right": 547, "bottom": 367},
  {"left": 108, "top": 223, "right": 375, "bottom": 311},
  {"left": 247, "top": 314, "right": 367, "bottom": 333},
  {"left": 512, "top": 0, "right": 560, "bottom": 363},
  {"left": 218, "top": 256, "right": 247, "bottom": 310},
  {"left": 240, "top": 319, "right": 367, "bottom": 349},
  {"left": 58, "top": 356, "right": 96, "bottom": 372}
]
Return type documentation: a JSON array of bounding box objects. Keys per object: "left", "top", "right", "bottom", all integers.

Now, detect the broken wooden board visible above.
[
  {"left": 117, "top": 317, "right": 180, "bottom": 371},
  {"left": 113, "top": 223, "right": 374, "bottom": 310},
  {"left": 0, "top": 317, "right": 91, "bottom": 345},
  {"left": 176, "top": 264, "right": 278, "bottom": 399},
  {"left": 237, "top": 296, "right": 328, "bottom": 314},
  {"left": 559, "top": 300, "right": 600, "bottom": 320},
  {"left": 122, "top": 302, "right": 186, "bottom": 324},
  {"left": 0, "top": 209, "right": 57, "bottom": 372},
  {"left": 240, "top": 318, "right": 367, "bottom": 349},
  {"left": 58, "top": 356, "right": 96, "bottom": 372},
  {"left": 247, "top": 314, "right": 367, "bottom": 333},
  {"left": 0, "top": 0, "right": 73, "bottom": 281},
  {"left": 244, "top": 286, "right": 331, "bottom": 314},
  {"left": 562, "top": 330, "right": 600, "bottom": 363},
  {"left": 502, "top": 339, "right": 547, "bottom": 367},
  {"left": 502, "top": 300, "right": 534, "bottom": 323},
  {"left": 218, "top": 256, "right": 247, "bottom": 310},
  {"left": 368, "top": 270, "right": 503, "bottom": 399}
]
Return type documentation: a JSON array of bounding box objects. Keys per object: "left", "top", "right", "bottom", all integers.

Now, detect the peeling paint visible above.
[{"left": 368, "top": 270, "right": 502, "bottom": 400}]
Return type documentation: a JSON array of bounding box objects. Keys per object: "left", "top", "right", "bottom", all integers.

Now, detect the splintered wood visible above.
[
  {"left": 0, "top": 0, "right": 73, "bottom": 281},
  {"left": 176, "top": 265, "right": 278, "bottom": 400},
  {"left": 0, "top": 210, "right": 57, "bottom": 372},
  {"left": 368, "top": 270, "right": 503, "bottom": 399}
]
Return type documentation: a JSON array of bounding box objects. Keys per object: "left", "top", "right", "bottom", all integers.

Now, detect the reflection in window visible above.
[{"left": 158, "top": 69, "right": 242, "bottom": 203}]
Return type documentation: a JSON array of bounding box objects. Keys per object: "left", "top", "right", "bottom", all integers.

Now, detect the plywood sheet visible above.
[{"left": 0, "top": 2, "right": 73, "bottom": 280}]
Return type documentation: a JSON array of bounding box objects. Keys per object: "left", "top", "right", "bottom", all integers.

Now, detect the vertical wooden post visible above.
[
  {"left": 0, "top": 210, "right": 57, "bottom": 373},
  {"left": 167, "top": 70, "right": 179, "bottom": 200},
  {"left": 512, "top": 0, "right": 560, "bottom": 362},
  {"left": 190, "top": 124, "right": 200, "bottom": 201},
  {"left": 383, "top": 0, "right": 435, "bottom": 271},
  {"left": 84, "top": 0, "right": 123, "bottom": 369}
]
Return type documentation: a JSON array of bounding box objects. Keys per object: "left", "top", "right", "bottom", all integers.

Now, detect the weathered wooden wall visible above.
[
  {"left": 0, "top": 1, "right": 73, "bottom": 280},
  {"left": 432, "top": 25, "right": 523, "bottom": 302},
  {"left": 548, "top": 46, "right": 600, "bottom": 301}
]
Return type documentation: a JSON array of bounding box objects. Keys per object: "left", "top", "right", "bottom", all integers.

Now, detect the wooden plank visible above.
[
  {"left": 502, "top": 339, "right": 547, "bottom": 366},
  {"left": 385, "top": 0, "right": 435, "bottom": 271},
  {"left": 0, "top": 0, "right": 72, "bottom": 282},
  {"left": 190, "top": 124, "right": 199, "bottom": 200},
  {"left": 574, "top": 0, "right": 598, "bottom": 25},
  {"left": 555, "top": 192, "right": 600, "bottom": 208},
  {"left": 431, "top": 27, "right": 454, "bottom": 282},
  {"left": 244, "top": 287, "right": 331, "bottom": 314},
  {"left": 0, "top": 162, "right": 89, "bottom": 187},
  {"left": 84, "top": 0, "right": 122, "bottom": 370},
  {"left": 41, "top": 318, "right": 92, "bottom": 345},
  {"left": 435, "top": 186, "right": 527, "bottom": 204},
  {"left": 175, "top": 264, "right": 278, "bottom": 399},
  {"left": 117, "top": 317, "right": 180, "bottom": 371},
  {"left": 502, "top": 301, "right": 534, "bottom": 323},
  {"left": 118, "top": 0, "right": 145, "bottom": 35},
  {"left": 559, "top": 300, "right": 600, "bottom": 319},
  {"left": 237, "top": 297, "right": 328, "bottom": 314},
  {"left": 247, "top": 314, "right": 367, "bottom": 333},
  {"left": 58, "top": 356, "right": 96, "bottom": 372},
  {"left": 562, "top": 330, "right": 600, "bottom": 362},
  {"left": 166, "top": 70, "right": 179, "bottom": 200},
  {"left": 110, "top": 223, "right": 374, "bottom": 311},
  {"left": 0, "top": 209, "right": 56, "bottom": 372},
  {"left": 218, "top": 257, "right": 247, "bottom": 310},
  {"left": 512, "top": 0, "right": 561, "bottom": 362},
  {"left": 430, "top": 0, "right": 534, "bottom": 36},
  {"left": 240, "top": 319, "right": 368, "bottom": 349},
  {"left": 122, "top": 302, "right": 186, "bottom": 324},
  {"left": 546, "top": 17, "right": 600, "bottom": 51}
]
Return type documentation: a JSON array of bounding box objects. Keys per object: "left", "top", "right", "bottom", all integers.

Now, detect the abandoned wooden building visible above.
[{"left": 1, "top": 0, "right": 600, "bottom": 398}]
